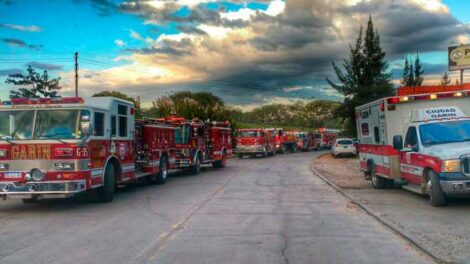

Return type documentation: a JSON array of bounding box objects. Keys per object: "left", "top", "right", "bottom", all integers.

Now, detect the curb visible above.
[{"left": 310, "top": 154, "right": 452, "bottom": 264}]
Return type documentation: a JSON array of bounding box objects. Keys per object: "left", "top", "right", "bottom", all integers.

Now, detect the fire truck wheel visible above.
[
  {"left": 191, "top": 154, "right": 201, "bottom": 175},
  {"left": 429, "top": 170, "right": 446, "bottom": 207},
  {"left": 262, "top": 146, "right": 268, "bottom": 158},
  {"left": 99, "top": 164, "right": 116, "bottom": 203},
  {"left": 213, "top": 151, "right": 227, "bottom": 168},
  {"left": 155, "top": 156, "right": 168, "bottom": 185}
]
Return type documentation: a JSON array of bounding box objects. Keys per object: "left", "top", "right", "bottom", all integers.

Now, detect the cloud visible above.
[
  {"left": 115, "top": 39, "right": 126, "bottom": 47},
  {"left": 74, "top": 0, "right": 470, "bottom": 106},
  {"left": 0, "top": 68, "right": 22, "bottom": 76},
  {"left": 0, "top": 23, "right": 42, "bottom": 32},
  {"left": 1, "top": 38, "right": 43, "bottom": 50},
  {"left": 26, "top": 62, "right": 63, "bottom": 71}
]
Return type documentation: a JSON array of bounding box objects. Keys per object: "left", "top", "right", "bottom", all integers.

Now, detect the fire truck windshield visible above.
[
  {"left": 419, "top": 120, "right": 470, "bottom": 146},
  {"left": 34, "top": 110, "right": 83, "bottom": 140},
  {"left": 0, "top": 110, "right": 35, "bottom": 140},
  {"left": 238, "top": 131, "right": 261, "bottom": 137}
]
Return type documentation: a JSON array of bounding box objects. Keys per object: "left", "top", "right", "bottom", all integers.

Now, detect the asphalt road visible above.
[{"left": 0, "top": 152, "right": 432, "bottom": 264}]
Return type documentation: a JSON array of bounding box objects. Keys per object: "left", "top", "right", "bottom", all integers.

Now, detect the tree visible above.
[
  {"left": 408, "top": 63, "right": 414, "bottom": 86},
  {"left": 401, "top": 57, "right": 410, "bottom": 86},
  {"left": 326, "top": 16, "right": 394, "bottom": 135},
  {"left": 440, "top": 72, "right": 451, "bottom": 86},
  {"left": 414, "top": 53, "right": 424, "bottom": 86},
  {"left": 5, "top": 65, "right": 61, "bottom": 98},
  {"left": 92, "top": 91, "right": 143, "bottom": 119}
]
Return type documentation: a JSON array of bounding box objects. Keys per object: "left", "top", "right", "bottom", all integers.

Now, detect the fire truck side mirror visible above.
[
  {"left": 393, "top": 135, "right": 403, "bottom": 151},
  {"left": 80, "top": 116, "right": 93, "bottom": 137}
]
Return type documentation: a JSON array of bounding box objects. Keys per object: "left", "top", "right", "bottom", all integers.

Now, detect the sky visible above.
[{"left": 0, "top": 0, "right": 469, "bottom": 110}]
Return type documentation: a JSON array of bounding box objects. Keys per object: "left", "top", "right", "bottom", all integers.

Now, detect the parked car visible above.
[{"left": 331, "top": 138, "right": 357, "bottom": 157}]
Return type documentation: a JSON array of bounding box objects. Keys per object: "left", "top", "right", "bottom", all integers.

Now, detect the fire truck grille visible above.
[{"left": 461, "top": 156, "right": 470, "bottom": 175}]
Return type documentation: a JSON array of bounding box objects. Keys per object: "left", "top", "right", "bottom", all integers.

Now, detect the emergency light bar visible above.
[
  {"left": 387, "top": 91, "right": 469, "bottom": 105},
  {"left": 397, "top": 83, "right": 470, "bottom": 96},
  {"left": 10, "top": 97, "right": 85, "bottom": 105}
]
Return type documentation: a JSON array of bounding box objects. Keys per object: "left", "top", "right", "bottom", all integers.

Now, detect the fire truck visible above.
[
  {"left": 316, "top": 128, "right": 340, "bottom": 149},
  {"left": 294, "top": 131, "right": 312, "bottom": 151},
  {"left": 274, "top": 129, "right": 298, "bottom": 153},
  {"left": 234, "top": 128, "right": 276, "bottom": 158},
  {"left": 153, "top": 116, "right": 233, "bottom": 173},
  {"left": 356, "top": 84, "right": 470, "bottom": 206},
  {"left": 0, "top": 97, "right": 177, "bottom": 203}
]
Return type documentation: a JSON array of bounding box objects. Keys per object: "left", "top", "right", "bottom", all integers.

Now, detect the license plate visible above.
[
  {"left": 4, "top": 172, "right": 21, "bottom": 179},
  {"left": 343, "top": 146, "right": 348, "bottom": 149}
]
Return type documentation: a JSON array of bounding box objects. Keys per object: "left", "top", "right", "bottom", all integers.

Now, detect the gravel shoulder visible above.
[{"left": 312, "top": 154, "right": 470, "bottom": 263}]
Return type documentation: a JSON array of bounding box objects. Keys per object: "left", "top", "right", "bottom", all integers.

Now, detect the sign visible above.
[
  {"left": 413, "top": 106, "right": 465, "bottom": 122},
  {"left": 449, "top": 44, "right": 470, "bottom": 71},
  {"left": 11, "top": 145, "right": 51, "bottom": 160}
]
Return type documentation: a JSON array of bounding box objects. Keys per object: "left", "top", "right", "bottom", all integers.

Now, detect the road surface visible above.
[{"left": 0, "top": 152, "right": 432, "bottom": 264}]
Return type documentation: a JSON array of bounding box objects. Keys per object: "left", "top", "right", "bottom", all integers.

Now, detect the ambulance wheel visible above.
[
  {"left": 99, "top": 164, "right": 115, "bottom": 203},
  {"left": 371, "top": 167, "right": 386, "bottom": 189},
  {"left": 213, "top": 151, "right": 227, "bottom": 168},
  {"left": 429, "top": 170, "right": 446, "bottom": 207},
  {"left": 191, "top": 154, "right": 201, "bottom": 175},
  {"left": 155, "top": 156, "right": 168, "bottom": 185}
]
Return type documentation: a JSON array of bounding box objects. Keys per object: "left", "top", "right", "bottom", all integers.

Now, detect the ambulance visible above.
[{"left": 356, "top": 84, "right": 470, "bottom": 206}]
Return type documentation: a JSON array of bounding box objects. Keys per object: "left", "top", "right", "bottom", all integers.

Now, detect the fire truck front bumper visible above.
[
  {"left": 233, "top": 146, "right": 264, "bottom": 154},
  {"left": 438, "top": 173, "right": 470, "bottom": 196},
  {"left": 0, "top": 180, "right": 87, "bottom": 199}
]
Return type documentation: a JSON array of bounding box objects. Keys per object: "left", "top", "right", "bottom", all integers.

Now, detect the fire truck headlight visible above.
[
  {"left": 442, "top": 160, "right": 461, "bottom": 173},
  {"left": 55, "top": 162, "right": 74, "bottom": 170},
  {"left": 31, "top": 169, "right": 46, "bottom": 181},
  {"left": 0, "top": 149, "right": 7, "bottom": 158}
]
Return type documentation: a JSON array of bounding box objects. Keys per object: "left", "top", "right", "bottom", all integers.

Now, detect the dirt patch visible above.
[{"left": 312, "top": 154, "right": 370, "bottom": 190}]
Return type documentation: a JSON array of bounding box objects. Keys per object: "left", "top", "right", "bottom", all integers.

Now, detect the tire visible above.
[
  {"left": 213, "top": 151, "right": 227, "bottom": 168},
  {"left": 429, "top": 170, "right": 446, "bottom": 207},
  {"left": 155, "top": 156, "right": 168, "bottom": 185},
  {"left": 99, "top": 164, "right": 116, "bottom": 203},
  {"left": 262, "top": 146, "right": 268, "bottom": 158},
  {"left": 191, "top": 154, "right": 201, "bottom": 175},
  {"left": 370, "top": 166, "right": 386, "bottom": 189},
  {"left": 238, "top": 154, "right": 243, "bottom": 159}
]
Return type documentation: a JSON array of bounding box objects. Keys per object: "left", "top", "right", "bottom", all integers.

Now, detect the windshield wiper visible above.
[
  {"left": 0, "top": 136, "right": 16, "bottom": 145},
  {"left": 41, "top": 134, "right": 70, "bottom": 144}
]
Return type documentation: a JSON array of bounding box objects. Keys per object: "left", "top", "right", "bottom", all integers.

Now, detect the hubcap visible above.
[{"left": 162, "top": 164, "right": 168, "bottom": 179}]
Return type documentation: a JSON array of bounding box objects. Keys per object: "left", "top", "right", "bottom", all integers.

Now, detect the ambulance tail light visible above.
[{"left": 54, "top": 148, "right": 74, "bottom": 157}]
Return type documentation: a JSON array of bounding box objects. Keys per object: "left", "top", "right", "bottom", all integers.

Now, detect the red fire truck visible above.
[
  {"left": 153, "top": 116, "right": 233, "bottom": 173},
  {"left": 274, "top": 128, "right": 298, "bottom": 153},
  {"left": 357, "top": 84, "right": 470, "bottom": 206},
  {"left": 316, "top": 128, "right": 340, "bottom": 149},
  {"left": 234, "top": 128, "right": 276, "bottom": 158},
  {"left": 0, "top": 97, "right": 177, "bottom": 203}
]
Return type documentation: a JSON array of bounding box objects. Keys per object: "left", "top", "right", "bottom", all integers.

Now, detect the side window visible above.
[
  {"left": 118, "top": 104, "right": 128, "bottom": 137},
  {"left": 94, "top": 112, "right": 105, "bottom": 136},
  {"left": 111, "top": 115, "right": 117, "bottom": 137},
  {"left": 404, "top": 127, "right": 419, "bottom": 150},
  {"left": 374, "top": 126, "right": 380, "bottom": 143},
  {"left": 361, "top": 123, "right": 369, "bottom": 136}
]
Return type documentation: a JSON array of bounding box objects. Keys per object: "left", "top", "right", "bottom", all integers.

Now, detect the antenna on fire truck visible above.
[{"left": 74, "top": 51, "right": 79, "bottom": 97}]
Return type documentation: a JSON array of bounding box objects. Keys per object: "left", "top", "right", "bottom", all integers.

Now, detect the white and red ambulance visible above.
[
  {"left": 0, "top": 97, "right": 176, "bottom": 203},
  {"left": 357, "top": 84, "right": 470, "bottom": 206}
]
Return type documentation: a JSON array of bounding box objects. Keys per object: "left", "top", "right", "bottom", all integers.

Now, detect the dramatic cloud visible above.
[
  {"left": 0, "top": 68, "right": 22, "bottom": 76},
  {"left": 26, "top": 62, "right": 64, "bottom": 71},
  {"left": 0, "top": 23, "right": 42, "bottom": 32},
  {"left": 1, "top": 38, "right": 43, "bottom": 50},
  {"left": 73, "top": 0, "right": 470, "bottom": 107}
]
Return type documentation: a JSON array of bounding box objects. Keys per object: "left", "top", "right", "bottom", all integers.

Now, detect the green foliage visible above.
[
  {"left": 92, "top": 91, "right": 143, "bottom": 119},
  {"left": 441, "top": 72, "right": 451, "bottom": 86},
  {"left": 6, "top": 65, "right": 61, "bottom": 99},
  {"left": 238, "top": 100, "right": 341, "bottom": 129},
  {"left": 326, "top": 16, "right": 394, "bottom": 136},
  {"left": 401, "top": 53, "right": 424, "bottom": 87}
]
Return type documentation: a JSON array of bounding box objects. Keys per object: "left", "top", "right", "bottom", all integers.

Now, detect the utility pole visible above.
[{"left": 74, "top": 52, "right": 79, "bottom": 97}]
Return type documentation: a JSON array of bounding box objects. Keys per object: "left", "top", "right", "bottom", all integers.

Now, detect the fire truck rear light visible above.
[
  {"left": 454, "top": 92, "right": 463, "bottom": 97},
  {"left": 54, "top": 148, "right": 74, "bottom": 157},
  {"left": 0, "top": 149, "right": 7, "bottom": 158},
  {"left": 387, "top": 97, "right": 399, "bottom": 104}
]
